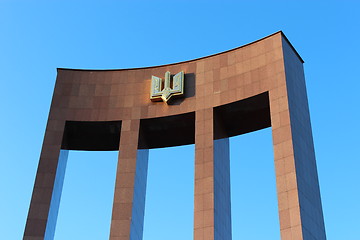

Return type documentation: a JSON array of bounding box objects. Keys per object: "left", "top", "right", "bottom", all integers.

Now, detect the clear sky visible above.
[{"left": 1, "top": 1, "right": 359, "bottom": 239}]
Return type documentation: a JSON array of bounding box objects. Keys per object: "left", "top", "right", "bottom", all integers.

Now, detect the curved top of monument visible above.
[
  {"left": 57, "top": 31, "right": 303, "bottom": 72},
  {"left": 51, "top": 29, "right": 306, "bottom": 149},
  {"left": 51, "top": 29, "right": 306, "bottom": 128}
]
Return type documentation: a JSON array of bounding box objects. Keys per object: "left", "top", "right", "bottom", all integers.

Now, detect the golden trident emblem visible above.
[{"left": 150, "top": 71, "right": 184, "bottom": 103}]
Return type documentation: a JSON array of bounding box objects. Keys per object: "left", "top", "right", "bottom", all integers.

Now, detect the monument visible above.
[{"left": 24, "top": 31, "right": 326, "bottom": 240}]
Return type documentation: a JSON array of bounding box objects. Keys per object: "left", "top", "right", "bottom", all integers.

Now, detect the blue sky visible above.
[{"left": 1, "top": 1, "right": 359, "bottom": 239}]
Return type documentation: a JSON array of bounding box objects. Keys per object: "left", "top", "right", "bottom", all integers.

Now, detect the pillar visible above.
[
  {"left": 23, "top": 120, "right": 67, "bottom": 240},
  {"left": 269, "top": 37, "right": 326, "bottom": 239},
  {"left": 194, "top": 108, "right": 231, "bottom": 240},
  {"left": 110, "top": 119, "right": 149, "bottom": 240}
]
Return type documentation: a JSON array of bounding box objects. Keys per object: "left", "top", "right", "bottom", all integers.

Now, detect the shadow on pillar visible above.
[
  {"left": 44, "top": 150, "right": 68, "bottom": 240},
  {"left": 213, "top": 138, "right": 232, "bottom": 240},
  {"left": 129, "top": 149, "right": 149, "bottom": 240}
]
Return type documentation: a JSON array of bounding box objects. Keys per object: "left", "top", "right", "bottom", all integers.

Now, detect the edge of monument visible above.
[{"left": 57, "top": 31, "right": 304, "bottom": 72}]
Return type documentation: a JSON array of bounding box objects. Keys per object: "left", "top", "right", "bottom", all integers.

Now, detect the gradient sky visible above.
[{"left": 1, "top": 1, "right": 359, "bottom": 239}]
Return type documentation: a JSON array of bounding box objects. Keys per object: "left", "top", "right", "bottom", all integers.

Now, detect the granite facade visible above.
[{"left": 24, "top": 31, "right": 326, "bottom": 240}]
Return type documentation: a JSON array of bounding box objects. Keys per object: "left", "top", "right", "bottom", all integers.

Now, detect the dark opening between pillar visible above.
[
  {"left": 213, "top": 92, "right": 271, "bottom": 139},
  {"left": 138, "top": 112, "right": 195, "bottom": 149},
  {"left": 61, "top": 121, "right": 122, "bottom": 151}
]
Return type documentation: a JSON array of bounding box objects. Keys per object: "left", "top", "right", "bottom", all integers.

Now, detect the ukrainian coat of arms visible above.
[{"left": 150, "top": 71, "right": 184, "bottom": 103}]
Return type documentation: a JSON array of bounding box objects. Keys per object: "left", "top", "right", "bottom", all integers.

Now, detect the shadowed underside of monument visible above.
[
  {"left": 24, "top": 31, "right": 326, "bottom": 240},
  {"left": 61, "top": 121, "right": 122, "bottom": 151}
]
